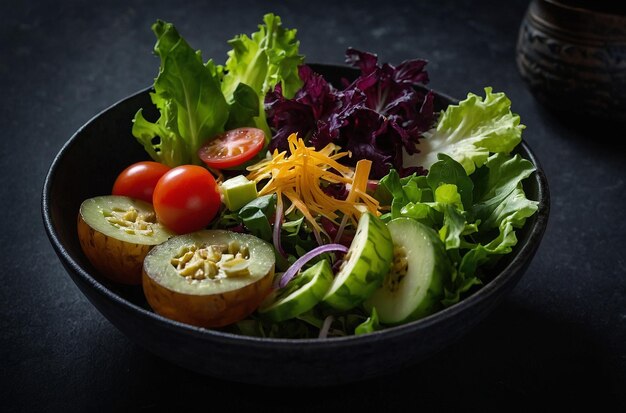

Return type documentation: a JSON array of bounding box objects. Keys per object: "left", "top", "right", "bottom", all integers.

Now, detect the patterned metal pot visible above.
[{"left": 516, "top": 0, "right": 626, "bottom": 122}]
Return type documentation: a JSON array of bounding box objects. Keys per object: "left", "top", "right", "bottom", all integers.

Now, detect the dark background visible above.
[{"left": 2, "top": 0, "right": 625, "bottom": 411}]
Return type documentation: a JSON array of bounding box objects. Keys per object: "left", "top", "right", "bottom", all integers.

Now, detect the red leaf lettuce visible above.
[{"left": 265, "top": 49, "right": 435, "bottom": 178}]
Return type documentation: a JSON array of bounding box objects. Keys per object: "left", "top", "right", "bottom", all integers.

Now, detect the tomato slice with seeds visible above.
[{"left": 198, "top": 127, "right": 265, "bottom": 169}]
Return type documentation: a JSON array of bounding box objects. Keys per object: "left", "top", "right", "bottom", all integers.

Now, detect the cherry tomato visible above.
[
  {"left": 112, "top": 161, "right": 171, "bottom": 203},
  {"left": 198, "top": 127, "right": 265, "bottom": 169},
  {"left": 152, "top": 165, "right": 221, "bottom": 234}
]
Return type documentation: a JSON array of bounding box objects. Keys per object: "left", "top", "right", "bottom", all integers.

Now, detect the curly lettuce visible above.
[
  {"left": 379, "top": 151, "right": 538, "bottom": 306},
  {"left": 133, "top": 20, "right": 229, "bottom": 166},
  {"left": 406, "top": 87, "right": 524, "bottom": 174},
  {"left": 221, "top": 13, "right": 303, "bottom": 140},
  {"left": 132, "top": 15, "right": 303, "bottom": 166}
]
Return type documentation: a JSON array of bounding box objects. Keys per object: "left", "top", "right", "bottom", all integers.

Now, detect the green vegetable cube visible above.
[{"left": 220, "top": 175, "right": 258, "bottom": 211}]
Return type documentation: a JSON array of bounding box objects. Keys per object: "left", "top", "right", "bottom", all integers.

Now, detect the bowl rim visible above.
[{"left": 42, "top": 65, "right": 550, "bottom": 348}]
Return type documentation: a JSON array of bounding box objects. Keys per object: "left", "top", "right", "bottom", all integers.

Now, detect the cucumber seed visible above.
[
  {"left": 103, "top": 206, "right": 156, "bottom": 236},
  {"left": 384, "top": 245, "right": 408, "bottom": 292},
  {"left": 171, "top": 242, "right": 252, "bottom": 281}
]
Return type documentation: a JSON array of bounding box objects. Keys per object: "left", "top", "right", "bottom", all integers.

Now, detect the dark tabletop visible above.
[{"left": 2, "top": 0, "right": 625, "bottom": 411}]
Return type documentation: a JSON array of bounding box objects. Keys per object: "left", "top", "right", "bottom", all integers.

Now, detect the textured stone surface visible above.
[{"left": 1, "top": 0, "right": 625, "bottom": 410}]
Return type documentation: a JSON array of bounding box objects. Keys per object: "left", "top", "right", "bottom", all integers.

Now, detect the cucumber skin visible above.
[
  {"left": 322, "top": 213, "right": 394, "bottom": 311},
  {"left": 258, "top": 260, "right": 333, "bottom": 323},
  {"left": 365, "top": 218, "right": 451, "bottom": 325}
]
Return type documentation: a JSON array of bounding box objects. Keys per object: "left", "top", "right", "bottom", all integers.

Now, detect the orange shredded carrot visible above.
[{"left": 246, "top": 134, "right": 380, "bottom": 237}]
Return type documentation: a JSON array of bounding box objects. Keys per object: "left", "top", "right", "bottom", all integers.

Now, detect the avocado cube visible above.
[{"left": 220, "top": 175, "right": 258, "bottom": 211}]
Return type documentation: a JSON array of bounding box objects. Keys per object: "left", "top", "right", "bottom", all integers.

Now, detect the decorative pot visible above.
[{"left": 516, "top": 0, "right": 626, "bottom": 123}]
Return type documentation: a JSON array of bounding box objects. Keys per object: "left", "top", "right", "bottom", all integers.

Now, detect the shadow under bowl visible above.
[{"left": 42, "top": 64, "right": 550, "bottom": 387}]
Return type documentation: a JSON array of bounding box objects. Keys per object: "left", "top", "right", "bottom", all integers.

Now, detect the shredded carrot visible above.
[{"left": 246, "top": 134, "right": 380, "bottom": 238}]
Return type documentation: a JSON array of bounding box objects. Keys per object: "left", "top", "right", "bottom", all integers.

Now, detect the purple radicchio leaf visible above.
[
  {"left": 266, "top": 65, "right": 337, "bottom": 153},
  {"left": 265, "top": 50, "right": 436, "bottom": 178},
  {"left": 310, "top": 88, "right": 365, "bottom": 149}
]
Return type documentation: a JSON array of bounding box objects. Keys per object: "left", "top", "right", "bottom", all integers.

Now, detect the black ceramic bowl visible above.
[{"left": 42, "top": 64, "right": 550, "bottom": 386}]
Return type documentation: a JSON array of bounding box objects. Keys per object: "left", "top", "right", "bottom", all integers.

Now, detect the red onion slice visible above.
[
  {"left": 366, "top": 179, "right": 379, "bottom": 193},
  {"left": 278, "top": 243, "right": 348, "bottom": 288},
  {"left": 273, "top": 193, "right": 287, "bottom": 258}
]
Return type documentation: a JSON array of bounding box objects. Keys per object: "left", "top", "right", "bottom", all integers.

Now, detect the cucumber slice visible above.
[
  {"left": 77, "top": 195, "right": 174, "bottom": 284},
  {"left": 142, "top": 230, "right": 275, "bottom": 328},
  {"left": 258, "top": 259, "right": 333, "bottom": 322},
  {"left": 364, "top": 218, "right": 451, "bottom": 325},
  {"left": 322, "top": 212, "right": 393, "bottom": 311},
  {"left": 79, "top": 195, "right": 173, "bottom": 245}
]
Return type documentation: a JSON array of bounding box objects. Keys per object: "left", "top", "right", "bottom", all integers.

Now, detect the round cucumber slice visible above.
[
  {"left": 77, "top": 195, "right": 174, "bottom": 284},
  {"left": 142, "top": 230, "right": 275, "bottom": 328},
  {"left": 258, "top": 259, "right": 333, "bottom": 322},
  {"left": 364, "top": 218, "right": 452, "bottom": 325},
  {"left": 322, "top": 212, "right": 394, "bottom": 311}
]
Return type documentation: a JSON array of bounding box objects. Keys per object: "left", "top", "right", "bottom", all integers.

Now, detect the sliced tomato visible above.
[{"left": 198, "top": 127, "right": 265, "bottom": 169}]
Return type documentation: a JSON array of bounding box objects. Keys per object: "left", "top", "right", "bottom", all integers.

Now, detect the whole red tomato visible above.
[
  {"left": 152, "top": 165, "right": 221, "bottom": 234},
  {"left": 112, "top": 161, "right": 171, "bottom": 203}
]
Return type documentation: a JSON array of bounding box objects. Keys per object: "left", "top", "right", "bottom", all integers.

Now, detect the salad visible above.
[{"left": 76, "top": 14, "right": 538, "bottom": 338}]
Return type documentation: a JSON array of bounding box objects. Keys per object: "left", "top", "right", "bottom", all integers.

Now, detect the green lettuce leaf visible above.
[
  {"left": 132, "top": 96, "right": 184, "bottom": 166},
  {"left": 379, "top": 151, "right": 538, "bottom": 307},
  {"left": 132, "top": 20, "right": 229, "bottom": 166},
  {"left": 355, "top": 307, "right": 382, "bottom": 335},
  {"left": 379, "top": 169, "right": 432, "bottom": 222},
  {"left": 223, "top": 82, "right": 260, "bottom": 131},
  {"left": 407, "top": 87, "right": 524, "bottom": 174},
  {"left": 132, "top": 16, "right": 303, "bottom": 166},
  {"left": 470, "top": 152, "right": 537, "bottom": 231},
  {"left": 427, "top": 153, "right": 474, "bottom": 209},
  {"left": 238, "top": 194, "right": 276, "bottom": 241},
  {"left": 221, "top": 13, "right": 304, "bottom": 140}
]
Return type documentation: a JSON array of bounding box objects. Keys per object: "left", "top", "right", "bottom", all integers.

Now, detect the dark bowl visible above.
[{"left": 42, "top": 64, "right": 550, "bottom": 387}]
